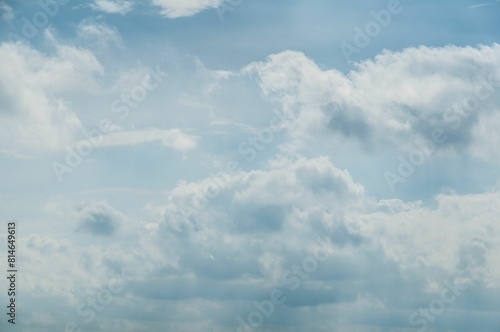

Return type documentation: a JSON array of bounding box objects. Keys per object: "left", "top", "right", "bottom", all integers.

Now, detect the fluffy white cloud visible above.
[
  {"left": 2, "top": 0, "right": 499, "bottom": 329},
  {"left": 157, "top": 155, "right": 364, "bottom": 236},
  {"left": 0, "top": 42, "right": 103, "bottom": 154},
  {"left": 152, "top": 0, "right": 224, "bottom": 18},
  {"left": 152, "top": 155, "right": 500, "bottom": 282},
  {"left": 2, "top": 26, "right": 500, "bottom": 330},
  {"left": 244, "top": 45, "right": 500, "bottom": 157},
  {"left": 2, "top": 152, "right": 500, "bottom": 331},
  {"left": 146, "top": 156, "right": 500, "bottom": 330}
]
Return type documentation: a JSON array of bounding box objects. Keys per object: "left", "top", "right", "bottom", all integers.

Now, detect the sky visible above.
[{"left": 0, "top": 0, "right": 500, "bottom": 331}]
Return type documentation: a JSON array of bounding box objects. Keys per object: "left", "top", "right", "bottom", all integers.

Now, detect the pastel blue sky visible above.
[{"left": 0, "top": 0, "right": 500, "bottom": 331}]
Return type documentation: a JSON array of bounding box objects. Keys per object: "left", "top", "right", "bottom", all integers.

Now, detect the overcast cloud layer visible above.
[{"left": 1, "top": 0, "right": 500, "bottom": 331}]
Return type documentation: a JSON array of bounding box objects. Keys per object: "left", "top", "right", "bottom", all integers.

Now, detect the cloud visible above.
[
  {"left": 468, "top": 1, "right": 500, "bottom": 9},
  {"left": 0, "top": 149, "right": 34, "bottom": 160},
  {"left": 4, "top": 154, "right": 500, "bottom": 330},
  {"left": 0, "top": 41, "right": 103, "bottom": 154},
  {"left": 20, "top": 235, "right": 90, "bottom": 299},
  {"left": 75, "top": 201, "right": 125, "bottom": 236},
  {"left": 90, "top": 0, "right": 133, "bottom": 14},
  {"left": 90, "top": 0, "right": 227, "bottom": 19},
  {"left": 154, "top": 156, "right": 366, "bottom": 277},
  {"left": 91, "top": 128, "right": 197, "bottom": 151},
  {"left": 470, "top": 110, "right": 500, "bottom": 162},
  {"left": 152, "top": 0, "right": 224, "bottom": 18},
  {"left": 1, "top": 18, "right": 500, "bottom": 330},
  {"left": 118, "top": 156, "right": 500, "bottom": 330},
  {"left": 137, "top": 158, "right": 500, "bottom": 330},
  {"left": 76, "top": 18, "right": 123, "bottom": 49},
  {"left": 244, "top": 45, "right": 500, "bottom": 157}
]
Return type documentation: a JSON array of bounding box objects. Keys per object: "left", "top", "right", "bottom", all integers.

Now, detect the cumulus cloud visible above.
[
  {"left": 244, "top": 45, "right": 500, "bottom": 157},
  {"left": 152, "top": 0, "right": 224, "bottom": 18},
  {"left": 3, "top": 35, "right": 500, "bottom": 331},
  {"left": 4, "top": 154, "right": 500, "bottom": 331},
  {"left": 158, "top": 156, "right": 364, "bottom": 235},
  {"left": 141, "top": 156, "right": 365, "bottom": 287},
  {"left": 152, "top": 155, "right": 500, "bottom": 286},
  {"left": 116, "top": 155, "right": 500, "bottom": 330}
]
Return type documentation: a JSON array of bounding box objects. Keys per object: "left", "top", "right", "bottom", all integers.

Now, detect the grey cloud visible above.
[
  {"left": 325, "top": 103, "right": 373, "bottom": 143},
  {"left": 234, "top": 204, "right": 286, "bottom": 233},
  {"left": 75, "top": 201, "right": 124, "bottom": 236}
]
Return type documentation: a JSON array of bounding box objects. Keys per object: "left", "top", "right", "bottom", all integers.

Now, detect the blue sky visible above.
[{"left": 1, "top": 0, "right": 500, "bottom": 331}]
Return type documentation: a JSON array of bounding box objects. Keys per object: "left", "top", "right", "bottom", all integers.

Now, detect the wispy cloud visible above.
[
  {"left": 468, "top": 0, "right": 500, "bottom": 9},
  {"left": 90, "top": 128, "right": 197, "bottom": 151},
  {"left": 90, "top": 0, "right": 133, "bottom": 14},
  {"left": 152, "top": 0, "right": 224, "bottom": 18}
]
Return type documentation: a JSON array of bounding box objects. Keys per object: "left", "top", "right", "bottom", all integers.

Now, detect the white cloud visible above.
[
  {"left": 355, "top": 192, "right": 500, "bottom": 283},
  {"left": 0, "top": 42, "right": 104, "bottom": 154},
  {"left": 4, "top": 152, "right": 500, "bottom": 330},
  {"left": 152, "top": 0, "right": 224, "bottom": 18},
  {"left": 244, "top": 45, "right": 500, "bottom": 157},
  {"left": 2, "top": 19, "right": 500, "bottom": 330},
  {"left": 0, "top": 149, "right": 34, "bottom": 160},
  {"left": 92, "top": 128, "right": 197, "bottom": 151},
  {"left": 155, "top": 156, "right": 365, "bottom": 270},
  {"left": 76, "top": 18, "right": 123, "bottom": 49},
  {"left": 470, "top": 110, "right": 500, "bottom": 163},
  {"left": 136, "top": 157, "right": 500, "bottom": 330},
  {"left": 90, "top": 0, "right": 133, "bottom": 14},
  {"left": 153, "top": 155, "right": 500, "bottom": 283},
  {"left": 106, "top": 156, "right": 500, "bottom": 329}
]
